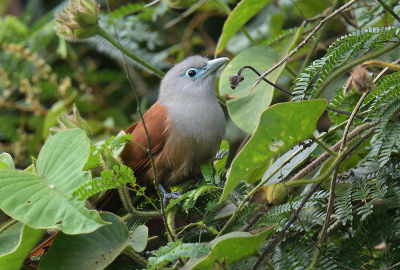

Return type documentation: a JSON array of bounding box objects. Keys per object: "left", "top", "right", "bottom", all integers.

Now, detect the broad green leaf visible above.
[
  {"left": 214, "top": 140, "right": 229, "bottom": 171},
  {"left": 39, "top": 212, "right": 148, "bottom": 270},
  {"left": 0, "top": 222, "right": 45, "bottom": 270},
  {"left": 83, "top": 145, "right": 102, "bottom": 171},
  {"left": 182, "top": 224, "right": 277, "bottom": 269},
  {"left": 221, "top": 100, "right": 327, "bottom": 201},
  {"left": 220, "top": 26, "right": 303, "bottom": 133},
  {"left": 263, "top": 140, "right": 317, "bottom": 186},
  {"left": 0, "top": 162, "right": 9, "bottom": 170},
  {"left": 0, "top": 153, "right": 14, "bottom": 169},
  {"left": 0, "top": 129, "right": 108, "bottom": 234},
  {"left": 220, "top": 45, "right": 277, "bottom": 133},
  {"left": 215, "top": 0, "right": 274, "bottom": 56}
]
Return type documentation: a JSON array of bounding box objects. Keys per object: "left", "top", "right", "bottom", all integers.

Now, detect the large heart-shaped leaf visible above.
[
  {"left": 215, "top": 0, "right": 274, "bottom": 56},
  {"left": 219, "top": 45, "right": 277, "bottom": 133},
  {"left": 0, "top": 129, "right": 108, "bottom": 234},
  {"left": 0, "top": 222, "right": 45, "bottom": 270},
  {"left": 182, "top": 224, "right": 277, "bottom": 269},
  {"left": 220, "top": 25, "right": 303, "bottom": 134},
  {"left": 221, "top": 100, "right": 327, "bottom": 201},
  {"left": 39, "top": 212, "right": 148, "bottom": 270}
]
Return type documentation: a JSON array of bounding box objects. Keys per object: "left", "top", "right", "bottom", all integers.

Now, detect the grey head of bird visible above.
[{"left": 158, "top": 55, "right": 229, "bottom": 102}]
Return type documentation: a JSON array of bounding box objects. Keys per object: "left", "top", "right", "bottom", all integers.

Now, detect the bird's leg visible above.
[
  {"left": 159, "top": 183, "right": 181, "bottom": 206},
  {"left": 215, "top": 149, "right": 229, "bottom": 161},
  {"left": 194, "top": 173, "right": 203, "bottom": 184}
]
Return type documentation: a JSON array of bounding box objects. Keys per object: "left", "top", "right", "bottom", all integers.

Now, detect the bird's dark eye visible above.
[{"left": 188, "top": 70, "right": 196, "bottom": 77}]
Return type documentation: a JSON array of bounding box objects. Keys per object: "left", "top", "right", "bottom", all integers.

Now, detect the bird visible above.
[{"left": 119, "top": 55, "right": 229, "bottom": 201}]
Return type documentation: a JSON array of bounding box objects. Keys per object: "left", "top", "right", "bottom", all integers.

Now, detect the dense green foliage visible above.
[{"left": 1, "top": 0, "right": 400, "bottom": 269}]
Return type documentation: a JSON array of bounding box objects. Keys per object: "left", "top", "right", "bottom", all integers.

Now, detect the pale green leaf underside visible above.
[
  {"left": 221, "top": 100, "right": 327, "bottom": 200},
  {"left": 0, "top": 222, "right": 45, "bottom": 270},
  {"left": 182, "top": 224, "right": 277, "bottom": 269},
  {"left": 0, "top": 129, "right": 108, "bottom": 234},
  {"left": 39, "top": 212, "right": 148, "bottom": 270},
  {"left": 220, "top": 45, "right": 277, "bottom": 133},
  {"left": 215, "top": 0, "right": 274, "bottom": 56}
]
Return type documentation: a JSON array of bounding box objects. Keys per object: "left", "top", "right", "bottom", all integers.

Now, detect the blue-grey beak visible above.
[{"left": 199, "top": 57, "right": 229, "bottom": 78}]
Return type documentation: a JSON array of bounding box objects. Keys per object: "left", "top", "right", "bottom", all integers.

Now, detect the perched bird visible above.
[{"left": 119, "top": 55, "right": 229, "bottom": 199}]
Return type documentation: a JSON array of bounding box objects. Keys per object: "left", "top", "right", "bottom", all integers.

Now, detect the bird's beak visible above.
[{"left": 199, "top": 57, "right": 229, "bottom": 78}]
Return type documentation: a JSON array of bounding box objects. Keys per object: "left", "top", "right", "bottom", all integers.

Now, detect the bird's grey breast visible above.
[{"left": 167, "top": 98, "right": 226, "bottom": 143}]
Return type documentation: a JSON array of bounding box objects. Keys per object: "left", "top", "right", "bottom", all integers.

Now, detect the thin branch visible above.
[
  {"left": 251, "top": 0, "right": 357, "bottom": 91},
  {"left": 252, "top": 180, "right": 325, "bottom": 269},
  {"left": 301, "top": 0, "right": 340, "bottom": 70},
  {"left": 235, "top": 65, "right": 369, "bottom": 121},
  {"left": 288, "top": 122, "right": 374, "bottom": 182},
  {"left": 313, "top": 42, "right": 398, "bottom": 98},
  {"left": 105, "top": 0, "right": 175, "bottom": 241},
  {"left": 282, "top": 179, "right": 359, "bottom": 270},
  {"left": 375, "top": 0, "right": 400, "bottom": 23}
]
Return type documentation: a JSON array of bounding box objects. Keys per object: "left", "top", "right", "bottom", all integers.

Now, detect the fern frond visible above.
[
  {"left": 110, "top": 3, "right": 145, "bottom": 19},
  {"left": 335, "top": 186, "right": 353, "bottom": 225},
  {"left": 359, "top": 0, "right": 400, "bottom": 27},
  {"left": 262, "top": 27, "right": 300, "bottom": 46},
  {"left": 72, "top": 164, "right": 136, "bottom": 200},
  {"left": 292, "top": 27, "right": 400, "bottom": 102},
  {"left": 93, "top": 132, "right": 132, "bottom": 155},
  {"left": 148, "top": 239, "right": 210, "bottom": 269}
]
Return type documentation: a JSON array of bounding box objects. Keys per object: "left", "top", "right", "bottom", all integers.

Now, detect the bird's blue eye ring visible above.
[{"left": 186, "top": 69, "right": 197, "bottom": 78}]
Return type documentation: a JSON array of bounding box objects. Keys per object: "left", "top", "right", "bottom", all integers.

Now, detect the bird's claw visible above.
[
  {"left": 215, "top": 149, "right": 229, "bottom": 160},
  {"left": 159, "top": 184, "right": 181, "bottom": 206}
]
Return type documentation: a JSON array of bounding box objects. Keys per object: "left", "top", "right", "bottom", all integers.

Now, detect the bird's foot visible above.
[
  {"left": 215, "top": 149, "right": 229, "bottom": 161},
  {"left": 159, "top": 183, "right": 181, "bottom": 206},
  {"left": 194, "top": 173, "right": 203, "bottom": 184}
]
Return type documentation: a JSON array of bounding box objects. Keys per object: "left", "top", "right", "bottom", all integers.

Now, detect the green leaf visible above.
[
  {"left": 201, "top": 160, "right": 213, "bottom": 184},
  {"left": 0, "top": 153, "right": 15, "bottom": 169},
  {"left": 39, "top": 212, "right": 148, "bottom": 270},
  {"left": 215, "top": 0, "right": 274, "bottom": 56},
  {"left": 220, "top": 25, "right": 303, "bottom": 134},
  {"left": 182, "top": 224, "right": 277, "bottom": 269},
  {"left": 0, "top": 222, "right": 45, "bottom": 270},
  {"left": 0, "top": 162, "right": 9, "bottom": 170},
  {"left": 219, "top": 45, "right": 277, "bottom": 133},
  {"left": 83, "top": 145, "right": 102, "bottom": 171},
  {"left": 149, "top": 240, "right": 210, "bottom": 269},
  {"left": 262, "top": 140, "right": 317, "bottom": 185},
  {"left": 221, "top": 100, "right": 327, "bottom": 201},
  {"left": 0, "top": 129, "right": 108, "bottom": 234}
]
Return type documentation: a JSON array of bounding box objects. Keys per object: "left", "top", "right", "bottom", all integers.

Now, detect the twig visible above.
[
  {"left": 0, "top": 99, "right": 48, "bottom": 115},
  {"left": 250, "top": 0, "right": 357, "bottom": 92},
  {"left": 310, "top": 61, "right": 396, "bottom": 266},
  {"left": 301, "top": 0, "right": 340, "bottom": 70},
  {"left": 313, "top": 42, "right": 398, "bottom": 98},
  {"left": 288, "top": 122, "right": 374, "bottom": 182},
  {"left": 314, "top": 137, "right": 338, "bottom": 157},
  {"left": 252, "top": 180, "right": 325, "bottom": 269},
  {"left": 97, "top": 28, "right": 165, "bottom": 77},
  {"left": 234, "top": 65, "right": 369, "bottom": 121},
  {"left": 375, "top": 0, "right": 400, "bottom": 23},
  {"left": 165, "top": 0, "right": 208, "bottom": 28},
  {"left": 282, "top": 179, "right": 359, "bottom": 270},
  {"left": 340, "top": 91, "right": 369, "bottom": 151},
  {"left": 216, "top": 145, "right": 308, "bottom": 237},
  {"left": 105, "top": 0, "right": 175, "bottom": 242}
]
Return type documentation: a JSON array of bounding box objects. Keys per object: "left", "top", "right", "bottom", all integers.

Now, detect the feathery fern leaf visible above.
[{"left": 291, "top": 27, "right": 400, "bottom": 102}]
